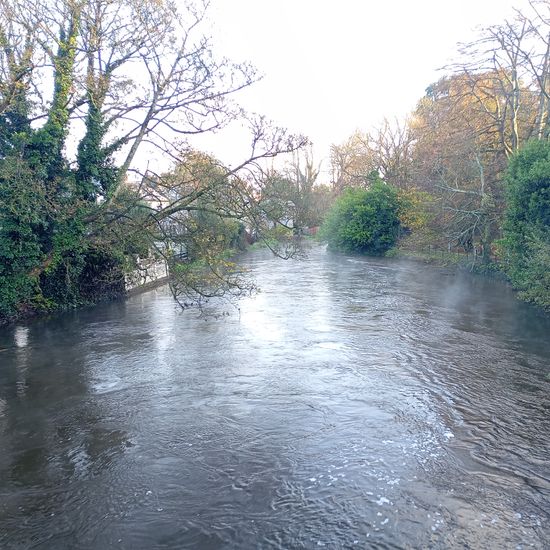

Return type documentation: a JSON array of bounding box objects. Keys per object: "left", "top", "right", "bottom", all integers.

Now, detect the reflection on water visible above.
[
  {"left": 0, "top": 245, "right": 549, "bottom": 549},
  {"left": 13, "top": 326, "right": 29, "bottom": 348}
]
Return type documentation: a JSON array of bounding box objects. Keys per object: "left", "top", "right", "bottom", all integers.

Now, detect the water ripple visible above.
[{"left": 0, "top": 244, "right": 549, "bottom": 548}]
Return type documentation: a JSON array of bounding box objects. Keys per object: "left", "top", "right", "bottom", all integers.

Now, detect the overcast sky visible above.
[{"left": 197, "top": 0, "right": 533, "bottom": 177}]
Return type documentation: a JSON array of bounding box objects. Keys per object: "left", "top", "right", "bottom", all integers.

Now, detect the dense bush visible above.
[
  {"left": 319, "top": 181, "right": 401, "bottom": 255},
  {"left": 501, "top": 140, "right": 550, "bottom": 309}
]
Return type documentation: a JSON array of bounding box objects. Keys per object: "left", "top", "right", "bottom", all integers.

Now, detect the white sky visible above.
[{"left": 196, "top": 0, "right": 533, "bottom": 179}]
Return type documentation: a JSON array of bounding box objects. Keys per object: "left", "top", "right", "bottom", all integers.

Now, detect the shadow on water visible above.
[{"left": 0, "top": 244, "right": 549, "bottom": 548}]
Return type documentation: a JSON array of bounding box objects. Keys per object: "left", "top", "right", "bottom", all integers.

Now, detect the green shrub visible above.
[
  {"left": 319, "top": 181, "right": 401, "bottom": 255},
  {"left": 501, "top": 140, "right": 550, "bottom": 309}
]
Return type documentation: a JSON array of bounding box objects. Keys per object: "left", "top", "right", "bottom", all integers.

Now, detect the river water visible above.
[{"left": 0, "top": 245, "right": 549, "bottom": 549}]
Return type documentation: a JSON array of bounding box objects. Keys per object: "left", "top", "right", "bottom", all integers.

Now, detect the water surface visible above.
[{"left": 0, "top": 245, "right": 549, "bottom": 548}]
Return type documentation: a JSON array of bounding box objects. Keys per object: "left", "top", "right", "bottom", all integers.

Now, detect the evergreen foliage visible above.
[
  {"left": 501, "top": 140, "right": 550, "bottom": 309},
  {"left": 319, "top": 180, "right": 401, "bottom": 255},
  {"left": 0, "top": 4, "right": 131, "bottom": 323}
]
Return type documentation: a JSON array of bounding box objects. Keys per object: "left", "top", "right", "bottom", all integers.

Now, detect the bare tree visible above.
[
  {"left": 329, "top": 119, "right": 414, "bottom": 193},
  {"left": 330, "top": 131, "right": 375, "bottom": 191}
]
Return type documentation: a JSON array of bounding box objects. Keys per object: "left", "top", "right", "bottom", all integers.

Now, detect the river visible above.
[{"left": 0, "top": 245, "right": 549, "bottom": 549}]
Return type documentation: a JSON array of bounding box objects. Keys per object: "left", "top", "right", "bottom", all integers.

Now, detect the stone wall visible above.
[{"left": 125, "top": 257, "right": 169, "bottom": 293}]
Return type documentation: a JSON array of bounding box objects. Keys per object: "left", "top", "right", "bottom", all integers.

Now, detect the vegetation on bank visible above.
[
  {"left": 319, "top": 141, "right": 550, "bottom": 309},
  {"left": 318, "top": 3, "right": 550, "bottom": 311},
  {"left": 1, "top": 0, "right": 549, "bottom": 321},
  {"left": 500, "top": 141, "right": 550, "bottom": 309}
]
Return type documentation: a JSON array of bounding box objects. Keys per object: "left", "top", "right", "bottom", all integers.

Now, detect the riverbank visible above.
[
  {"left": 0, "top": 258, "right": 170, "bottom": 328},
  {"left": 384, "top": 240, "right": 549, "bottom": 310},
  {"left": 386, "top": 246, "right": 502, "bottom": 276}
]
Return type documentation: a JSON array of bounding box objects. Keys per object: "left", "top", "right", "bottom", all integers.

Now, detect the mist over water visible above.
[{"left": 0, "top": 245, "right": 549, "bottom": 548}]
